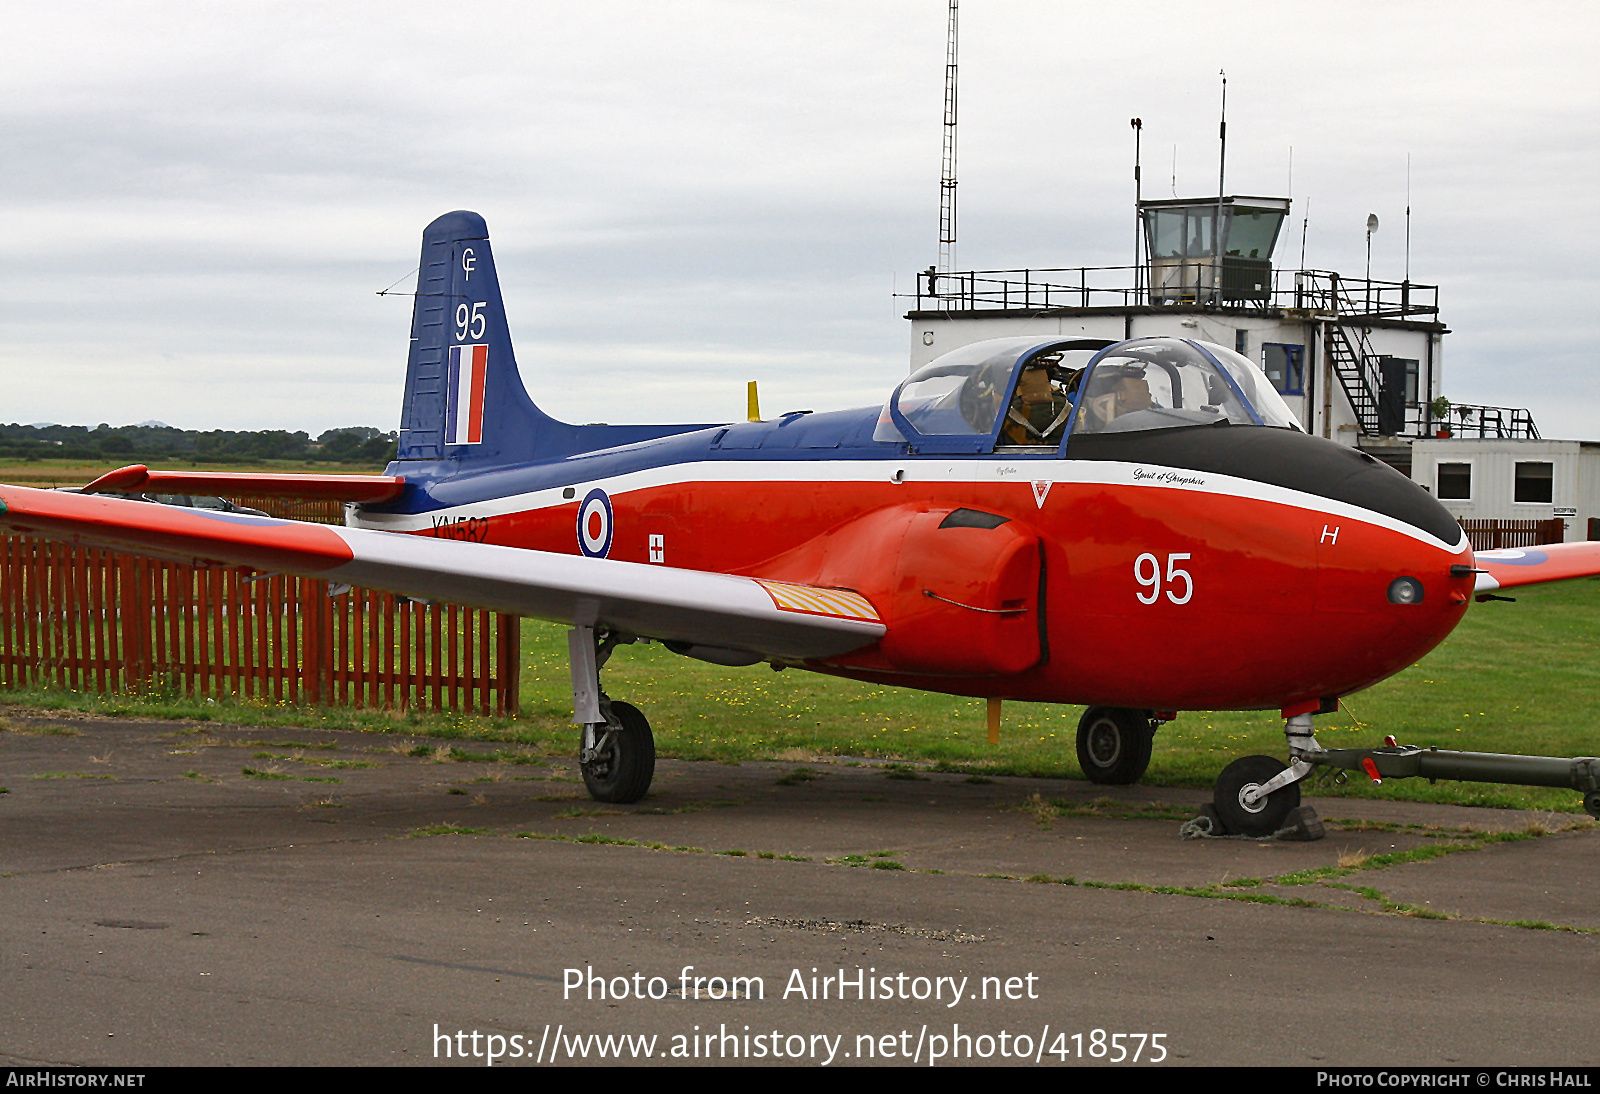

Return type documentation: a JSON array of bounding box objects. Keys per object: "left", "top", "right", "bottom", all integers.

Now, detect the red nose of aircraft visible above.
[{"left": 1302, "top": 492, "right": 1473, "bottom": 704}]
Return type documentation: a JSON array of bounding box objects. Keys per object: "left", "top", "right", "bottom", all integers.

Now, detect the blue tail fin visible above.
[{"left": 396, "top": 211, "right": 571, "bottom": 467}]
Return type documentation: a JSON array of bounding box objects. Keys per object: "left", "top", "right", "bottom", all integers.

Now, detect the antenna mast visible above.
[
  {"left": 1131, "top": 117, "right": 1144, "bottom": 299},
  {"left": 937, "top": 0, "right": 959, "bottom": 295},
  {"left": 1405, "top": 153, "right": 1412, "bottom": 283},
  {"left": 1215, "top": 69, "right": 1226, "bottom": 305}
]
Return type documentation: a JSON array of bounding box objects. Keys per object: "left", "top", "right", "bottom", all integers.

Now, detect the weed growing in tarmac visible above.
[
  {"left": 776, "top": 767, "right": 823, "bottom": 785},
  {"left": 410, "top": 823, "right": 490, "bottom": 837},
  {"left": 1, "top": 720, "right": 80, "bottom": 736},
  {"left": 635, "top": 800, "right": 739, "bottom": 815},
  {"left": 1019, "top": 794, "right": 1196, "bottom": 828}
]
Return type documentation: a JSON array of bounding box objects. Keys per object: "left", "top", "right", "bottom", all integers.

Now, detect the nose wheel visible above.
[{"left": 1212, "top": 754, "right": 1302, "bottom": 837}]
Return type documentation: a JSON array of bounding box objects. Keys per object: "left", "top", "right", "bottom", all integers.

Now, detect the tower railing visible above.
[{"left": 907, "top": 266, "right": 1440, "bottom": 320}]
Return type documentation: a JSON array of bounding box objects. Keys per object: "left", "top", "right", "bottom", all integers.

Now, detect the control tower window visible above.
[{"left": 1225, "top": 210, "right": 1280, "bottom": 259}]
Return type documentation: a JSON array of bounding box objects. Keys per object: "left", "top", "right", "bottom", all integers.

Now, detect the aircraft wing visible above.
[
  {"left": 80, "top": 464, "right": 406, "bottom": 503},
  {"left": 0, "top": 484, "right": 883, "bottom": 661},
  {"left": 1474, "top": 542, "right": 1600, "bottom": 593}
]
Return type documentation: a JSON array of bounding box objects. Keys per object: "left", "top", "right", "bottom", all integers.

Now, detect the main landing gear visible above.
[
  {"left": 1075, "top": 707, "right": 1165, "bottom": 785},
  {"left": 1200, "top": 708, "right": 1600, "bottom": 839},
  {"left": 570, "top": 625, "right": 655, "bottom": 803}
]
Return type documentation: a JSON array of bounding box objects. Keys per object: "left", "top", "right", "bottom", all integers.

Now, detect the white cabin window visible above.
[
  {"left": 1436, "top": 462, "right": 1472, "bottom": 501},
  {"left": 1514, "top": 461, "right": 1553, "bottom": 504}
]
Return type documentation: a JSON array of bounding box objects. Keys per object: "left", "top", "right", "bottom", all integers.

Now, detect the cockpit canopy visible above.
[{"left": 877, "top": 336, "right": 1300, "bottom": 453}]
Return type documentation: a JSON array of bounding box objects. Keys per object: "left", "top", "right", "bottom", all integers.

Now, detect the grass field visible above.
[{"left": 4, "top": 576, "right": 1598, "bottom": 813}]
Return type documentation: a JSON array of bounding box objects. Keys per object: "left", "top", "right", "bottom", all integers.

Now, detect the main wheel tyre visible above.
[
  {"left": 1213, "top": 755, "right": 1301, "bottom": 837},
  {"left": 1075, "top": 707, "right": 1154, "bottom": 785},
  {"left": 581, "top": 701, "right": 655, "bottom": 804}
]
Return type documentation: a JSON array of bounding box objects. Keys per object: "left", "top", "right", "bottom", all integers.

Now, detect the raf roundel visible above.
[{"left": 577, "top": 488, "right": 614, "bottom": 558}]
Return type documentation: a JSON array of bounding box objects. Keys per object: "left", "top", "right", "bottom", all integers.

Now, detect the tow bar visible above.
[{"left": 1310, "top": 744, "right": 1600, "bottom": 817}]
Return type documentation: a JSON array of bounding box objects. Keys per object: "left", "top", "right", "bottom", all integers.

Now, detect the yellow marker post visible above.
[
  {"left": 987, "top": 697, "right": 1002, "bottom": 745},
  {"left": 747, "top": 380, "right": 761, "bottom": 422}
]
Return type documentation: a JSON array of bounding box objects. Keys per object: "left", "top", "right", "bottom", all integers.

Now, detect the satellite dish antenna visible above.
[{"left": 1366, "top": 213, "right": 1380, "bottom": 235}]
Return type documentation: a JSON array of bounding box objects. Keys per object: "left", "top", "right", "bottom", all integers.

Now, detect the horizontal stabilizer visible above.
[
  {"left": 0, "top": 484, "right": 884, "bottom": 662},
  {"left": 80, "top": 464, "right": 405, "bottom": 503},
  {"left": 1473, "top": 542, "right": 1600, "bottom": 593}
]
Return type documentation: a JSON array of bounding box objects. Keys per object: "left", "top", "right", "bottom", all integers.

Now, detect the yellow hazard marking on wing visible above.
[{"left": 753, "top": 579, "right": 880, "bottom": 623}]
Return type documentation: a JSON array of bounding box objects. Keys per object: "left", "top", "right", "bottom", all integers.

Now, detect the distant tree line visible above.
[{"left": 0, "top": 423, "right": 399, "bottom": 466}]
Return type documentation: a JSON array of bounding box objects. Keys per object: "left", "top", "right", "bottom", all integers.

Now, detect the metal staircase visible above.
[
  {"left": 1323, "top": 321, "right": 1383, "bottom": 436},
  {"left": 1299, "top": 272, "right": 1391, "bottom": 438}
]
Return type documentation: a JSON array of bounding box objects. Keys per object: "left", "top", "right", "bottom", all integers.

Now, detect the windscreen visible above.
[{"left": 1192, "top": 341, "right": 1302, "bottom": 430}]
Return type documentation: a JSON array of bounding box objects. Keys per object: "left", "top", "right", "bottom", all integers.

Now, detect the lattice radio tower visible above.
[{"left": 937, "top": 0, "right": 959, "bottom": 294}]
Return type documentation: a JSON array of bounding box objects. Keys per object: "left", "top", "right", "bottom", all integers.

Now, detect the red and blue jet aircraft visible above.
[{"left": 5, "top": 211, "right": 1598, "bottom": 830}]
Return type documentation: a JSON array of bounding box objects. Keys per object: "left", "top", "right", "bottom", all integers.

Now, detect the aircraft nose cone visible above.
[{"left": 1309, "top": 505, "right": 1472, "bottom": 698}]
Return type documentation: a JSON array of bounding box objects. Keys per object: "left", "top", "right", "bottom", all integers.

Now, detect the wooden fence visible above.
[
  {"left": 1457, "top": 518, "right": 1565, "bottom": 551},
  {"left": 0, "top": 536, "right": 519, "bottom": 714},
  {"left": 234, "top": 496, "right": 347, "bottom": 524}
]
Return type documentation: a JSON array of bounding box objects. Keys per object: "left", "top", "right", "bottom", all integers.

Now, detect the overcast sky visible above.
[{"left": 3, "top": 1, "right": 1596, "bottom": 438}]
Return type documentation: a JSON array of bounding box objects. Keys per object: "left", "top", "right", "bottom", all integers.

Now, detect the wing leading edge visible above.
[{"left": 0, "top": 485, "right": 883, "bottom": 662}]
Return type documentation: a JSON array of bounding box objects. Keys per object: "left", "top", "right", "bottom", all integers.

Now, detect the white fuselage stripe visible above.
[{"left": 350, "top": 458, "right": 1468, "bottom": 553}]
